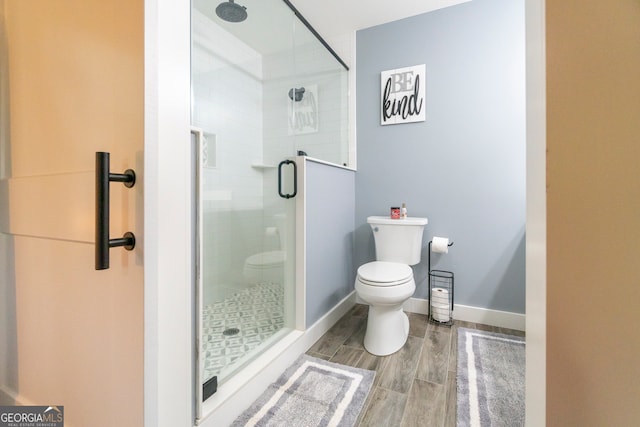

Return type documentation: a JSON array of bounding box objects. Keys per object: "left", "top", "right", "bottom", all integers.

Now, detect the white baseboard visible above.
[
  {"left": 199, "top": 291, "right": 356, "bottom": 427},
  {"left": 402, "top": 297, "right": 430, "bottom": 315},
  {"left": 402, "top": 297, "right": 525, "bottom": 331},
  {"left": 452, "top": 303, "right": 525, "bottom": 331}
]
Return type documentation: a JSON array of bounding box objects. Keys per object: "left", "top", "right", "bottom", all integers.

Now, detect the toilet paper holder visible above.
[
  {"left": 427, "top": 239, "right": 454, "bottom": 273},
  {"left": 427, "top": 239, "right": 454, "bottom": 326}
]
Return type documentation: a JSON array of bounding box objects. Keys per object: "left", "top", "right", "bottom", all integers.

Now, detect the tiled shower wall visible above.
[
  {"left": 193, "top": 11, "right": 267, "bottom": 303},
  {"left": 262, "top": 40, "right": 349, "bottom": 168},
  {"left": 192, "top": 10, "right": 349, "bottom": 304}
]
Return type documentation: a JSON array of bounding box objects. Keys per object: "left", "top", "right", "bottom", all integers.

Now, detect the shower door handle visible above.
[
  {"left": 95, "top": 151, "right": 136, "bottom": 270},
  {"left": 278, "top": 159, "right": 297, "bottom": 199}
]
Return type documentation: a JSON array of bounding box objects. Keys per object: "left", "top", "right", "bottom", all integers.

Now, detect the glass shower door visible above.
[{"left": 191, "top": 0, "right": 298, "bottom": 403}]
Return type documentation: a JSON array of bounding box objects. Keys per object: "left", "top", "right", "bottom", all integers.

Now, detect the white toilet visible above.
[
  {"left": 243, "top": 214, "right": 286, "bottom": 284},
  {"left": 355, "top": 215, "right": 428, "bottom": 356},
  {"left": 243, "top": 250, "right": 285, "bottom": 284}
]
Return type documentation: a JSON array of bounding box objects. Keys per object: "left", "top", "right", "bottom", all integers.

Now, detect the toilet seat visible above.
[
  {"left": 243, "top": 251, "right": 285, "bottom": 284},
  {"left": 245, "top": 250, "right": 285, "bottom": 267},
  {"left": 356, "top": 261, "right": 412, "bottom": 287}
]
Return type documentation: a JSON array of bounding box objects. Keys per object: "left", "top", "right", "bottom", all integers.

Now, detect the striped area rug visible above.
[
  {"left": 457, "top": 328, "right": 525, "bottom": 427},
  {"left": 232, "top": 355, "right": 375, "bottom": 427}
]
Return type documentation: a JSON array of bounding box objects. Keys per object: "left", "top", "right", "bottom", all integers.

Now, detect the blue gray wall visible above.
[
  {"left": 305, "top": 160, "right": 356, "bottom": 325},
  {"left": 355, "top": 0, "right": 526, "bottom": 313}
]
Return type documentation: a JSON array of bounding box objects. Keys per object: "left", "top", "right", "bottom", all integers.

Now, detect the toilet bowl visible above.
[
  {"left": 242, "top": 250, "right": 285, "bottom": 284},
  {"left": 243, "top": 214, "right": 287, "bottom": 284},
  {"left": 355, "top": 261, "right": 416, "bottom": 355},
  {"left": 355, "top": 216, "right": 428, "bottom": 356}
]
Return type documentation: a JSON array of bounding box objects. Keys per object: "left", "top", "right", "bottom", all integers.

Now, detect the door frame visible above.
[
  {"left": 142, "top": 0, "right": 548, "bottom": 426},
  {"left": 144, "top": 0, "right": 193, "bottom": 425},
  {"left": 524, "top": 0, "right": 547, "bottom": 425}
]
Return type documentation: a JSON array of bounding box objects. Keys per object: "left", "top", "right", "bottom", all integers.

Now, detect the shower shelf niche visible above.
[{"left": 251, "top": 163, "right": 277, "bottom": 169}]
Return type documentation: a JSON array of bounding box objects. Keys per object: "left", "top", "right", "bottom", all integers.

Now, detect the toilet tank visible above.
[{"left": 368, "top": 216, "right": 428, "bottom": 266}]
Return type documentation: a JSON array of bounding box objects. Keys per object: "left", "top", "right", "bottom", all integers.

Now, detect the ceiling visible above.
[
  {"left": 194, "top": 0, "right": 470, "bottom": 58},
  {"left": 290, "top": 0, "right": 471, "bottom": 39}
]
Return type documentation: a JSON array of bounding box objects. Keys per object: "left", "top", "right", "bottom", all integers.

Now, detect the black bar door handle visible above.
[
  {"left": 278, "top": 159, "right": 297, "bottom": 199},
  {"left": 95, "top": 152, "right": 136, "bottom": 270}
]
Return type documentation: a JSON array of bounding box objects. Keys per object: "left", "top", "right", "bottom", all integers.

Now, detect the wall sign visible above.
[
  {"left": 380, "top": 64, "right": 425, "bottom": 125},
  {"left": 288, "top": 84, "right": 318, "bottom": 135}
]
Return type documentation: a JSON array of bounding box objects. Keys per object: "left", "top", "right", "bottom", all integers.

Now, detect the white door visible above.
[{"left": 0, "top": 1, "right": 144, "bottom": 426}]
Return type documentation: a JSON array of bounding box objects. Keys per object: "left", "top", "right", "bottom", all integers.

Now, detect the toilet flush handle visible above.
[{"left": 373, "top": 227, "right": 379, "bottom": 232}]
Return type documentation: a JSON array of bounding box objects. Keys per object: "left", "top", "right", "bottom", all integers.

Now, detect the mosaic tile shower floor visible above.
[{"left": 202, "top": 282, "right": 284, "bottom": 381}]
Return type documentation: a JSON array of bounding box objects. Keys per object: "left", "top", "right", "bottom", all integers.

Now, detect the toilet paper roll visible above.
[
  {"left": 431, "top": 236, "right": 450, "bottom": 254},
  {"left": 432, "top": 297, "right": 449, "bottom": 306},
  {"left": 431, "top": 287, "right": 449, "bottom": 304},
  {"left": 431, "top": 302, "right": 451, "bottom": 322},
  {"left": 433, "top": 312, "right": 451, "bottom": 322}
]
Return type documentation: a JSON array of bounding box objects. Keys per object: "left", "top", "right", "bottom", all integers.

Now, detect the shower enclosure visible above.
[{"left": 190, "top": 0, "right": 349, "bottom": 415}]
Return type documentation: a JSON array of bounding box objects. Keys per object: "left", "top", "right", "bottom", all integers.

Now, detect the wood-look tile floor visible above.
[{"left": 306, "top": 304, "right": 525, "bottom": 427}]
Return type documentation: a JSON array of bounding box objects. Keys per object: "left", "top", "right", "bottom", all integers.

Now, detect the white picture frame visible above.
[
  {"left": 380, "top": 64, "right": 426, "bottom": 125},
  {"left": 288, "top": 84, "right": 318, "bottom": 135}
]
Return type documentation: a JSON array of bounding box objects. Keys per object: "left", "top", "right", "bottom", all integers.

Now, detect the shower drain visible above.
[{"left": 222, "top": 327, "right": 240, "bottom": 336}]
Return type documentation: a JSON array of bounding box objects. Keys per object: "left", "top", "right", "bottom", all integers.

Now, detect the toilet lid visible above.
[
  {"left": 245, "top": 251, "right": 285, "bottom": 267},
  {"left": 357, "top": 261, "right": 413, "bottom": 287}
]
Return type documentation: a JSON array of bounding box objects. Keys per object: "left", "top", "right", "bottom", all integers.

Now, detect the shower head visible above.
[
  {"left": 288, "top": 87, "right": 305, "bottom": 102},
  {"left": 215, "top": 0, "right": 248, "bottom": 23}
]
